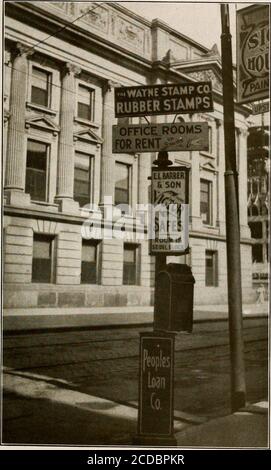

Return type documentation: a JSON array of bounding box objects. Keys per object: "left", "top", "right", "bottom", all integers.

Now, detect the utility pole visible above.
[
  {"left": 153, "top": 151, "right": 172, "bottom": 330},
  {"left": 220, "top": 4, "right": 246, "bottom": 412}
]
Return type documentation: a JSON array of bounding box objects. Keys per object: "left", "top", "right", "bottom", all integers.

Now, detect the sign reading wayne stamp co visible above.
[
  {"left": 115, "top": 82, "right": 213, "bottom": 117},
  {"left": 237, "top": 4, "right": 269, "bottom": 104},
  {"left": 112, "top": 122, "right": 209, "bottom": 153},
  {"left": 138, "top": 332, "right": 175, "bottom": 437},
  {"left": 151, "top": 166, "right": 189, "bottom": 254}
]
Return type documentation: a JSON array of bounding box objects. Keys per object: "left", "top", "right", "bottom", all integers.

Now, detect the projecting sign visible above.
[
  {"left": 252, "top": 101, "right": 269, "bottom": 115},
  {"left": 115, "top": 82, "right": 213, "bottom": 117},
  {"left": 112, "top": 122, "right": 209, "bottom": 153},
  {"left": 237, "top": 4, "right": 269, "bottom": 104},
  {"left": 138, "top": 332, "right": 175, "bottom": 437},
  {"left": 150, "top": 166, "right": 189, "bottom": 254}
]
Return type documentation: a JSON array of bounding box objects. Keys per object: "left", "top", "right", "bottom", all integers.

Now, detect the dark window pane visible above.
[
  {"left": 81, "top": 261, "right": 97, "bottom": 284},
  {"left": 200, "top": 180, "right": 211, "bottom": 225},
  {"left": 252, "top": 244, "right": 263, "bottom": 263},
  {"left": 32, "top": 235, "right": 53, "bottom": 283},
  {"left": 249, "top": 222, "right": 263, "bottom": 239},
  {"left": 78, "top": 85, "right": 93, "bottom": 121},
  {"left": 115, "top": 163, "right": 129, "bottom": 206},
  {"left": 26, "top": 141, "right": 47, "bottom": 201},
  {"left": 205, "top": 250, "right": 217, "bottom": 286},
  {"left": 31, "top": 87, "right": 48, "bottom": 107},
  {"left": 81, "top": 242, "right": 98, "bottom": 284},
  {"left": 74, "top": 153, "right": 91, "bottom": 207},
  {"left": 78, "top": 102, "right": 91, "bottom": 120},
  {"left": 31, "top": 68, "right": 50, "bottom": 107},
  {"left": 123, "top": 245, "right": 137, "bottom": 285}
]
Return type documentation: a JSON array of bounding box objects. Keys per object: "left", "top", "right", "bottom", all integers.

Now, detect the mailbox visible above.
[{"left": 154, "top": 263, "right": 195, "bottom": 333}]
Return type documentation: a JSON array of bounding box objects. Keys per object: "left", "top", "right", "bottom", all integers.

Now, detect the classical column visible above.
[
  {"left": 5, "top": 43, "right": 33, "bottom": 206},
  {"left": 55, "top": 62, "right": 81, "bottom": 213},
  {"left": 217, "top": 118, "right": 226, "bottom": 235},
  {"left": 238, "top": 127, "right": 251, "bottom": 239},
  {"left": 215, "top": 118, "right": 222, "bottom": 228},
  {"left": 100, "top": 80, "right": 115, "bottom": 204}
]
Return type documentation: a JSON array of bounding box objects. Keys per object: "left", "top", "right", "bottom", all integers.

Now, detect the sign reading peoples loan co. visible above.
[{"left": 115, "top": 82, "right": 213, "bottom": 117}]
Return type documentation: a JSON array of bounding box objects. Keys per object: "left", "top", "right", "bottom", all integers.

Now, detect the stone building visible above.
[
  {"left": 247, "top": 118, "right": 269, "bottom": 290},
  {"left": 3, "top": 1, "right": 254, "bottom": 329}
]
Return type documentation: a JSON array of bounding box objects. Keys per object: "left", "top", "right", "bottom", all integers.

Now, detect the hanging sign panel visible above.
[
  {"left": 237, "top": 4, "right": 269, "bottom": 104},
  {"left": 112, "top": 122, "right": 209, "bottom": 153},
  {"left": 251, "top": 101, "right": 269, "bottom": 115},
  {"left": 150, "top": 166, "right": 189, "bottom": 254},
  {"left": 115, "top": 82, "right": 213, "bottom": 117}
]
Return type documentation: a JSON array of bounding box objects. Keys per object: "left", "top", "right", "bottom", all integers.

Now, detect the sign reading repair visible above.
[
  {"left": 237, "top": 4, "right": 269, "bottom": 104},
  {"left": 138, "top": 332, "right": 175, "bottom": 437},
  {"left": 112, "top": 122, "right": 209, "bottom": 153},
  {"left": 115, "top": 82, "right": 213, "bottom": 117}
]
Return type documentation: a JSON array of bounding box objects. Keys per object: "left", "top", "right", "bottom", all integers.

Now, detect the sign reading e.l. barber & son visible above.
[
  {"left": 138, "top": 332, "right": 175, "bottom": 438},
  {"left": 115, "top": 82, "right": 213, "bottom": 117}
]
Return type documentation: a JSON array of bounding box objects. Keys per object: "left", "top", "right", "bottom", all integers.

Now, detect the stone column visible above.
[
  {"left": 100, "top": 80, "right": 115, "bottom": 204},
  {"left": 238, "top": 127, "right": 251, "bottom": 239},
  {"left": 5, "top": 43, "right": 33, "bottom": 206},
  {"left": 217, "top": 118, "right": 226, "bottom": 236},
  {"left": 55, "top": 62, "right": 81, "bottom": 213},
  {"left": 215, "top": 118, "right": 222, "bottom": 228}
]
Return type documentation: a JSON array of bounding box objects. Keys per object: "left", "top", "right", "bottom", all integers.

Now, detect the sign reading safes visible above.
[
  {"left": 112, "top": 122, "right": 209, "bottom": 153},
  {"left": 151, "top": 166, "right": 189, "bottom": 254},
  {"left": 115, "top": 82, "right": 213, "bottom": 117},
  {"left": 138, "top": 332, "right": 175, "bottom": 437},
  {"left": 237, "top": 4, "right": 269, "bottom": 104}
]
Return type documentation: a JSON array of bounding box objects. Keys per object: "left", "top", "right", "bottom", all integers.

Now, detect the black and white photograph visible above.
[{"left": 1, "top": 0, "right": 270, "bottom": 458}]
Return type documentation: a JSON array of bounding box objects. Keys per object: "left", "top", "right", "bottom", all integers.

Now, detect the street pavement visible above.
[{"left": 2, "top": 307, "right": 269, "bottom": 449}]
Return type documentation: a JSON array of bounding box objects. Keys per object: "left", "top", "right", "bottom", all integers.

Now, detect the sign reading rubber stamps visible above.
[
  {"left": 237, "top": 4, "right": 269, "bottom": 104},
  {"left": 112, "top": 122, "right": 209, "bottom": 153},
  {"left": 138, "top": 332, "right": 175, "bottom": 437},
  {"left": 150, "top": 166, "right": 189, "bottom": 254},
  {"left": 115, "top": 82, "right": 213, "bottom": 117}
]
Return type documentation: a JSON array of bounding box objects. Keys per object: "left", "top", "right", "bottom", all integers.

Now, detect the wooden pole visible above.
[{"left": 220, "top": 3, "right": 246, "bottom": 412}]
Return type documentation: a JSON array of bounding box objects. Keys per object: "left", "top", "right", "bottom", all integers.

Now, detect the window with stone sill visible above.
[
  {"left": 77, "top": 84, "right": 95, "bottom": 122},
  {"left": 200, "top": 179, "right": 212, "bottom": 225},
  {"left": 74, "top": 151, "right": 92, "bottom": 208},
  {"left": 205, "top": 250, "right": 218, "bottom": 287},
  {"left": 25, "top": 140, "right": 49, "bottom": 202},
  {"left": 32, "top": 234, "right": 55, "bottom": 283},
  {"left": 115, "top": 162, "right": 131, "bottom": 207},
  {"left": 31, "top": 66, "right": 52, "bottom": 108},
  {"left": 123, "top": 243, "right": 140, "bottom": 286},
  {"left": 81, "top": 240, "right": 100, "bottom": 284}
]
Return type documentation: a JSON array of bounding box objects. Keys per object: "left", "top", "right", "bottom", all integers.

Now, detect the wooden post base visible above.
[{"left": 133, "top": 434, "right": 177, "bottom": 447}]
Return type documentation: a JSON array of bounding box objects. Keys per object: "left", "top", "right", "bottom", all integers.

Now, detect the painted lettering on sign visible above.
[
  {"left": 150, "top": 167, "right": 189, "bottom": 254},
  {"left": 115, "top": 82, "right": 213, "bottom": 117},
  {"left": 139, "top": 334, "right": 174, "bottom": 436},
  {"left": 112, "top": 122, "right": 209, "bottom": 153},
  {"left": 237, "top": 4, "right": 269, "bottom": 103}
]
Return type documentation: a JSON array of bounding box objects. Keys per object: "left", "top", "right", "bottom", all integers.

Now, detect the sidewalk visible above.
[
  {"left": 3, "top": 301, "right": 269, "bottom": 331},
  {"left": 175, "top": 401, "right": 269, "bottom": 448},
  {"left": 3, "top": 368, "right": 269, "bottom": 448}
]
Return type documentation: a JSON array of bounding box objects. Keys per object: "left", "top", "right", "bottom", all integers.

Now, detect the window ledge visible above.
[
  {"left": 30, "top": 201, "right": 59, "bottom": 212},
  {"left": 26, "top": 102, "right": 57, "bottom": 116},
  {"left": 74, "top": 117, "right": 99, "bottom": 128},
  {"left": 200, "top": 151, "right": 215, "bottom": 158}
]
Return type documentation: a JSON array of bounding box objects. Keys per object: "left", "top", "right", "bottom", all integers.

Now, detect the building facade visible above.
[
  {"left": 247, "top": 118, "right": 269, "bottom": 290},
  {"left": 3, "top": 1, "right": 255, "bottom": 327}
]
